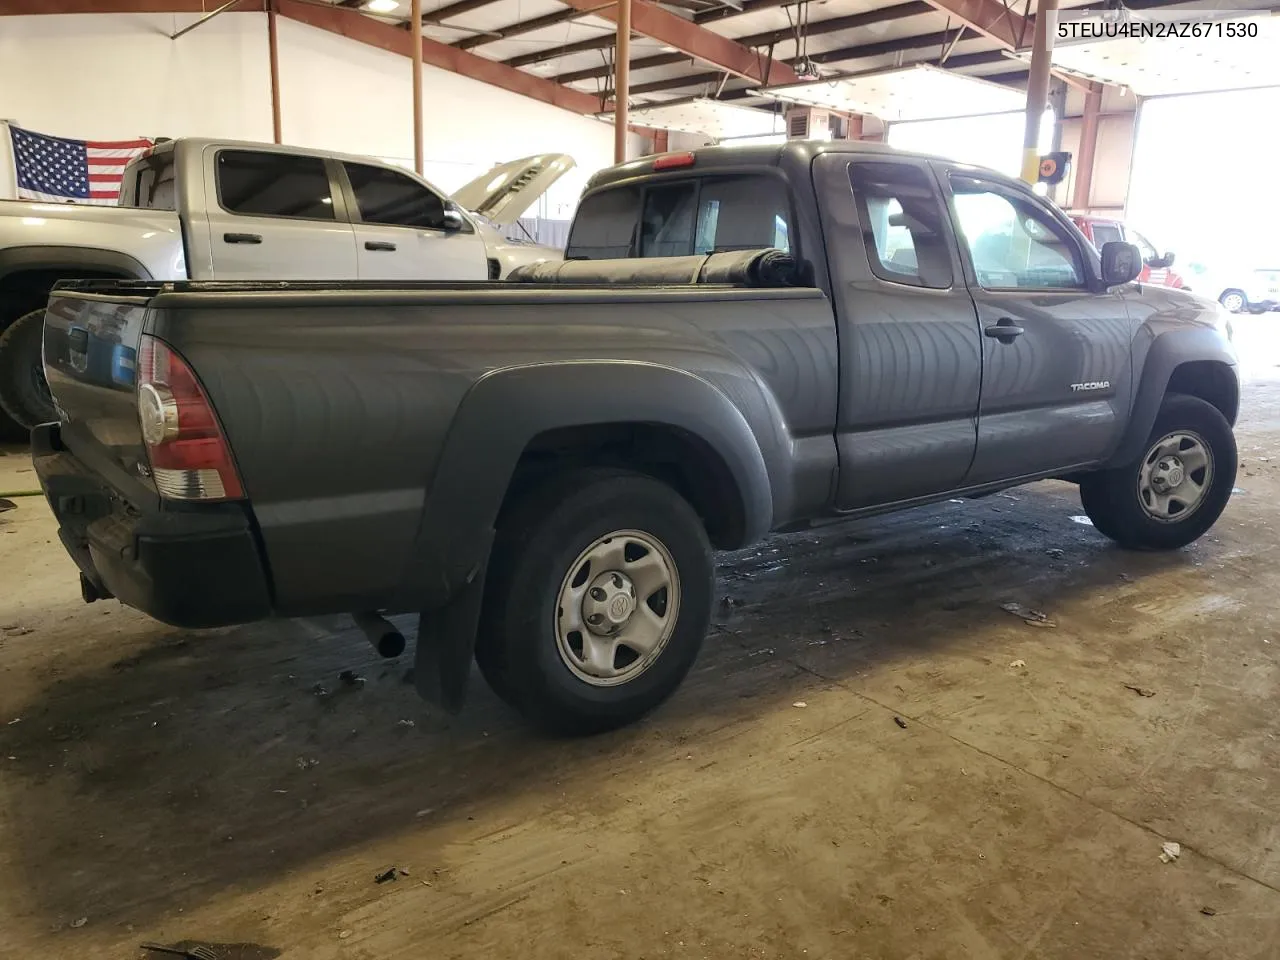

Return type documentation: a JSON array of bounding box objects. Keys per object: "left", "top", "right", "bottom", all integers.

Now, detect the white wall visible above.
[{"left": 0, "top": 11, "right": 629, "bottom": 218}]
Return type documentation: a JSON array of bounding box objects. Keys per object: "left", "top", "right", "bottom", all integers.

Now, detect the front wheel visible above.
[
  {"left": 1079, "top": 394, "right": 1236, "bottom": 550},
  {"left": 1219, "top": 289, "right": 1247, "bottom": 314},
  {"left": 0, "top": 309, "right": 56, "bottom": 430},
  {"left": 475, "top": 468, "right": 715, "bottom": 734}
]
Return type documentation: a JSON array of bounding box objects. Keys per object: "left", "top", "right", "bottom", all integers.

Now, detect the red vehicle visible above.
[{"left": 1071, "top": 215, "right": 1184, "bottom": 288}]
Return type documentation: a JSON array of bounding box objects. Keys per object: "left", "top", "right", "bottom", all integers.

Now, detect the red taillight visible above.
[
  {"left": 653, "top": 151, "right": 696, "bottom": 171},
  {"left": 137, "top": 335, "right": 244, "bottom": 501}
]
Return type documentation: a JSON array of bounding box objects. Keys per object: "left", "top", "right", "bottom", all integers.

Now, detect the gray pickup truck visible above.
[
  {"left": 0, "top": 139, "right": 570, "bottom": 433},
  {"left": 32, "top": 141, "right": 1239, "bottom": 733}
]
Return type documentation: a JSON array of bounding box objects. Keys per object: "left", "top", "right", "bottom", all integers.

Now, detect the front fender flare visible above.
[{"left": 1109, "top": 326, "right": 1239, "bottom": 466}]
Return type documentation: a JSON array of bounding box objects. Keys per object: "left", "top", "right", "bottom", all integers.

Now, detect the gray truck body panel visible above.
[{"left": 33, "top": 142, "right": 1239, "bottom": 640}]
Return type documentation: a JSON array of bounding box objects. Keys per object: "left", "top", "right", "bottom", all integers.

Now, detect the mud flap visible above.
[{"left": 413, "top": 542, "right": 491, "bottom": 715}]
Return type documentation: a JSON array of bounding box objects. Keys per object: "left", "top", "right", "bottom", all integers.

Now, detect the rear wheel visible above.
[
  {"left": 0, "top": 309, "right": 55, "bottom": 430},
  {"left": 1079, "top": 394, "right": 1236, "bottom": 550},
  {"left": 475, "top": 468, "right": 714, "bottom": 734}
]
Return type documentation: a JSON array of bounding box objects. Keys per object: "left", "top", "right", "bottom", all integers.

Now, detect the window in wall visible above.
[
  {"left": 950, "top": 178, "right": 1084, "bottom": 290},
  {"left": 344, "top": 162, "right": 446, "bottom": 229},
  {"left": 848, "top": 161, "right": 952, "bottom": 289},
  {"left": 217, "top": 151, "right": 335, "bottom": 221}
]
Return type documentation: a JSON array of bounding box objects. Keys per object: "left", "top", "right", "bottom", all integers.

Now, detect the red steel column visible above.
[
  {"left": 1071, "top": 83, "right": 1103, "bottom": 210},
  {"left": 267, "top": 1, "right": 282, "bottom": 143},
  {"left": 412, "top": 0, "right": 424, "bottom": 174}
]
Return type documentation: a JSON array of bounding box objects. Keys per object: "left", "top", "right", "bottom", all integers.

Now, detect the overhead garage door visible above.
[
  {"left": 887, "top": 110, "right": 1055, "bottom": 180},
  {"left": 1125, "top": 87, "right": 1280, "bottom": 272}
]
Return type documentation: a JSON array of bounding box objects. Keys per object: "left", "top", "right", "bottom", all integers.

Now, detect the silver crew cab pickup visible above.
[{"left": 0, "top": 138, "right": 572, "bottom": 432}]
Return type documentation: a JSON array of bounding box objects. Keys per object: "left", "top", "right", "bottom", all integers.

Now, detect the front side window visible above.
[
  {"left": 344, "top": 162, "right": 445, "bottom": 229},
  {"left": 1128, "top": 228, "right": 1158, "bottom": 262},
  {"left": 950, "top": 178, "right": 1084, "bottom": 290},
  {"left": 849, "top": 161, "right": 952, "bottom": 289},
  {"left": 217, "top": 150, "right": 334, "bottom": 220}
]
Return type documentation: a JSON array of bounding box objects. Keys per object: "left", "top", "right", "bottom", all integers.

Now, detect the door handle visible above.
[
  {"left": 223, "top": 232, "right": 262, "bottom": 244},
  {"left": 984, "top": 318, "right": 1026, "bottom": 344},
  {"left": 364, "top": 241, "right": 397, "bottom": 252}
]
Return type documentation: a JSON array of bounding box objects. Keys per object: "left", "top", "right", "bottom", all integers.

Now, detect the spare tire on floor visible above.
[{"left": 0, "top": 309, "right": 56, "bottom": 431}]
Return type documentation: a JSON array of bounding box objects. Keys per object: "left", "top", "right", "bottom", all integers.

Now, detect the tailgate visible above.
[{"left": 41, "top": 281, "right": 167, "bottom": 505}]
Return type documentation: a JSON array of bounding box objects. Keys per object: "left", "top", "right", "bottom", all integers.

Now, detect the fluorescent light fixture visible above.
[
  {"left": 602, "top": 97, "right": 781, "bottom": 140},
  {"left": 1009, "top": 13, "right": 1280, "bottom": 96},
  {"left": 363, "top": 0, "right": 400, "bottom": 13},
  {"left": 754, "top": 64, "right": 1024, "bottom": 123}
]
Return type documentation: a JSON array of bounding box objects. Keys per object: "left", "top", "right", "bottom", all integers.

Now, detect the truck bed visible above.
[{"left": 39, "top": 264, "right": 837, "bottom": 626}]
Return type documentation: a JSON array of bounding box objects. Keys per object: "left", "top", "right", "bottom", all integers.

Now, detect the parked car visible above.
[
  {"left": 33, "top": 142, "right": 1239, "bottom": 732},
  {"left": 0, "top": 139, "right": 572, "bottom": 433},
  {"left": 1070, "top": 214, "right": 1185, "bottom": 287},
  {"left": 1181, "top": 261, "right": 1280, "bottom": 314}
]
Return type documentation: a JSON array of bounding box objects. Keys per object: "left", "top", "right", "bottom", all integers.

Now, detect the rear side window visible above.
[
  {"left": 567, "top": 186, "right": 641, "bottom": 259},
  {"left": 217, "top": 150, "right": 335, "bottom": 221},
  {"left": 567, "top": 175, "right": 793, "bottom": 260},
  {"left": 344, "top": 162, "right": 446, "bottom": 229},
  {"left": 121, "top": 151, "right": 177, "bottom": 210},
  {"left": 848, "top": 161, "right": 952, "bottom": 289},
  {"left": 1090, "top": 222, "right": 1123, "bottom": 246}
]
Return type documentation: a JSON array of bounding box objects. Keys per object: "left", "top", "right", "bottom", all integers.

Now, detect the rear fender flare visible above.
[
  {"left": 394, "top": 360, "right": 775, "bottom": 610},
  {"left": 0, "top": 245, "right": 153, "bottom": 283},
  {"left": 0, "top": 246, "right": 152, "bottom": 324}
]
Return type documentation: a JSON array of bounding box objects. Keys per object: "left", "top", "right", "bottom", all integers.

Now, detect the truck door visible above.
[
  {"left": 811, "top": 154, "right": 983, "bottom": 510},
  {"left": 940, "top": 168, "right": 1134, "bottom": 483},
  {"left": 202, "top": 147, "right": 359, "bottom": 280},
  {"left": 340, "top": 161, "right": 488, "bottom": 281}
]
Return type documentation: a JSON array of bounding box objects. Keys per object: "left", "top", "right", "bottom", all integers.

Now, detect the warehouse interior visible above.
[{"left": 2, "top": 0, "right": 1280, "bottom": 958}]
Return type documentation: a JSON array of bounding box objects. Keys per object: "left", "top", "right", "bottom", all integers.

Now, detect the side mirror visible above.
[
  {"left": 442, "top": 208, "right": 464, "bottom": 232},
  {"left": 1152, "top": 250, "right": 1176, "bottom": 268},
  {"left": 1100, "top": 241, "right": 1142, "bottom": 286}
]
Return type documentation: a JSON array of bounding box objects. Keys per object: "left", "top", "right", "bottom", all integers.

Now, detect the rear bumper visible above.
[{"left": 32, "top": 423, "right": 273, "bottom": 629}]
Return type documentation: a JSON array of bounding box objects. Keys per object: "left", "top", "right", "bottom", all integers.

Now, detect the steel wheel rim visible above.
[
  {"left": 1222, "top": 293, "right": 1244, "bottom": 313},
  {"left": 555, "top": 528, "right": 681, "bottom": 688},
  {"left": 1137, "top": 430, "right": 1213, "bottom": 523}
]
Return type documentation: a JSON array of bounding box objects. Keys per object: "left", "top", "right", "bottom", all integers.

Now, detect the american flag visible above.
[{"left": 9, "top": 125, "right": 153, "bottom": 205}]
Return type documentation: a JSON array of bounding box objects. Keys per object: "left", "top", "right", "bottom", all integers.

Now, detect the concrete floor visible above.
[{"left": 2, "top": 319, "right": 1279, "bottom": 960}]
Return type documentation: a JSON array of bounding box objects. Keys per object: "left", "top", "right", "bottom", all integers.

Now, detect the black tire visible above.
[
  {"left": 1219, "top": 289, "right": 1247, "bottom": 314},
  {"left": 1078, "top": 394, "right": 1236, "bottom": 550},
  {"left": 475, "top": 468, "right": 714, "bottom": 734},
  {"left": 0, "top": 309, "right": 55, "bottom": 430}
]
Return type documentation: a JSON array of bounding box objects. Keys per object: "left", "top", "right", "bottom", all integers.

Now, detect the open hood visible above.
[{"left": 449, "top": 153, "right": 575, "bottom": 226}]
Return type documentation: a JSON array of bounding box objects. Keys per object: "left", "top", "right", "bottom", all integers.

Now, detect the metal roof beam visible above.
[
  {"left": 553, "top": 0, "right": 798, "bottom": 84},
  {"left": 553, "top": 0, "right": 933, "bottom": 83},
  {"left": 274, "top": 0, "right": 602, "bottom": 113}
]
